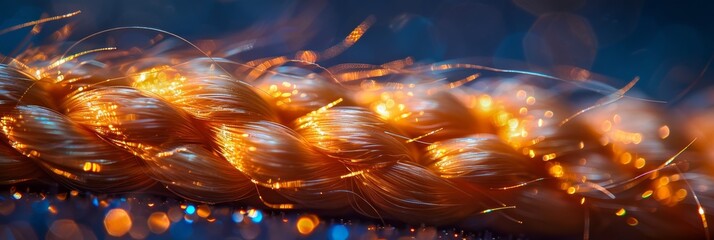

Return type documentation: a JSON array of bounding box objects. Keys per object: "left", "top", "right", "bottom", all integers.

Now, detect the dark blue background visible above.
[{"left": 1, "top": 0, "right": 713, "bottom": 101}]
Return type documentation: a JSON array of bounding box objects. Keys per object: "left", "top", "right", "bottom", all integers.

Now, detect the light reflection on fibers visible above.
[{"left": 0, "top": 10, "right": 711, "bottom": 240}]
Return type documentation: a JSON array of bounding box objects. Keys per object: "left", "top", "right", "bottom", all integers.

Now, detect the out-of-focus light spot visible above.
[
  {"left": 48, "top": 205, "right": 58, "bottom": 214},
  {"left": 519, "top": 107, "right": 528, "bottom": 115},
  {"left": 659, "top": 125, "right": 670, "bottom": 139},
  {"left": 620, "top": 152, "right": 632, "bottom": 164},
  {"left": 56, "top": 193, "right": 67, "bottom": 201},
  {"left": 642, "top": 190, "right": 653, "bottom": 199},
  {"left": 99, "top": 200, "right": 109, "bottom": 208},
  {"left": 548, "top": 164, "right": 564, "bottom": 178},
  {"left": 675, "top": 189, "right": 688, "bottom": 200},
  {"left": 196, "top": 204, "right": 210, "bottom": 218},
  {"left": 543, "top": 153, "right": 557, "bottom": 161},
  {"left": 374, "top": 103, "right": 391, "bottom": 119},
  {"left": 615, "top": 208, "right": 626, "bottom": 216},
  {"left": 148, "top": 212, "right": 170, "bottom": 234},
  {"left": 658, "top": 177, "right": 670, "bottom": 188},
  {"left": 479, "top": 95, "right": 492, "bottom": 110},
  {"left": 12, "top": 192, "right": 21, "bottom": 199},
  {"left": 296, "top": 214, "right": 319, "bottom": 235},
  {"left": 48, "top": 219, "right": 81, "bottom": 239},
  {"left": 635, "top": 158, "right": 646, "bottom": 169},
  {"left": 508, "top": 118, "right": 519, "bottom": 129},
  {"left": 632, "top": 133, "right": 643, "bottom": 144},
  {"left": 657, "top": 187, "right": 672, "bottom": 201},
  {"left": 184, "top": 215, "right": 194, "bottom": 223},
  {"left": 330, "top": 225, "right": 349, "bottom": 240},
  {"left": 526, "top": 96, "right": 536, "bottom": 105},
  {"left": 185, "top": 205, "right": 195, "bottom": 215},
  {"left": 627, "top": 217, "right": 639, "bottom": 226},
  {"left": 167, "top": 207, "right": 183, "bottom": 223},
  {"left": 671, "top": 174, "right": 681, "bottom": 181},
  {"left": 104, "top": 208, "right": 132, "bottom": 237},
  {"left": 92, "top": 198, "right": 99, "bottom": 206},
  {"left": 612, "top": 130, "right": 643, "bottom": 144},
  {"left": 232, "top": 211, "right": 244, "bottom": 223},
  {"left": 248, "top": 209, "right": 263, "bottom": 223}
]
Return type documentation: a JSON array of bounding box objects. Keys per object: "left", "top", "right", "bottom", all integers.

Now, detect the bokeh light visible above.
[
  {"left": 185, "top": 205, "right": 196, "bottom": 215},
  {"left": 104, "top": 208, "right": 132, "bottom": 237},
  {"left": 330, "top": 224, "right": 349, "bottom": 240},
  {"left": 232, "top": 211, "right": 244, "bottom": 223},
  {"left": 0, "top": 1, "right": 713, "bottom": 239},
  {"left": 296, "top": 214, "right": 319, "bottom": 235},
  {"left": 247, "top": 209, "right": 263, "bottom": 223},
  {"left": 148, "top": 212, "right": 171, "bottom": 234}
]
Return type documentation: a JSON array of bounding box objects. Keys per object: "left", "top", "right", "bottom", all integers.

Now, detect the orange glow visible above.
[
  {"left": 3, "top": 11, "right": 714, "bottom": 237},
  {"left": 615, "top": 208, "right": 626, "bottom": 216},
  {"left": 659, "top": 125, "right": 670, "bottom": 139},
  {"left": 48, "top": 205, "right": 58, "bottom": 215},
  {"left": 479, "top": 95, "right": 492, "bottom": 110},
  {"left": 548, "top": 164, "right": 564, "bottom": 178},
  {"left": 82, "top": 162, "right": 101, "bottom": 172},
  {"left": 296, "top": 50, "right": 318, "bottom": 63},
  {"left": 634, "top": 158, "right": 646, "bottom": 169},
  {"left": 148, "top": 212, "right": 170, "bottom": 234},
  {"left": 620, "top": 152, "right": 632, "bottom": 164},
  {"left": 197, "top": 204, "right": 211, "bottom": 218},
  {"left": 627, "top": 217, "right": 639, "bottom": 226},
  {"left": 104, "top": 209, "right": 132, "bottom": 237},
  {"left": 296, "top": 214, "right": 320, "bottom": 235}
]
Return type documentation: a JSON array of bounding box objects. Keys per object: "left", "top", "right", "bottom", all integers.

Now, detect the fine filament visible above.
[{"left": 0, "top": 11, "right": 712, "bottom": 239}]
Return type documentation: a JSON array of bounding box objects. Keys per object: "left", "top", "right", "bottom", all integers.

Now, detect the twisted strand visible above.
[{"left": 0, "top": 55, "right": 710, "bottom": 239}]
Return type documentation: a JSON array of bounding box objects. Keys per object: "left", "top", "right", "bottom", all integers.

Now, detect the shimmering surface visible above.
[{"left": 0, "top": 2, "right": 713, "bottom": 239}]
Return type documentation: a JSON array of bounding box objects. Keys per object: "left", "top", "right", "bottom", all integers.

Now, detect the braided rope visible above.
[{"left": 0, "top": 55, "right": 711, "bottom": 238}]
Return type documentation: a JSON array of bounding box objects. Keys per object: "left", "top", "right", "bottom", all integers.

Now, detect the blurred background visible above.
[{"left": 1, "top": 0, "right": 713, "bottom": 101}]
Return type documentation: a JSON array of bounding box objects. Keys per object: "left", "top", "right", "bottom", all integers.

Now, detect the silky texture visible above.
[{"left": 0, "top": 59, "right": 711, "bottom": 239}]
